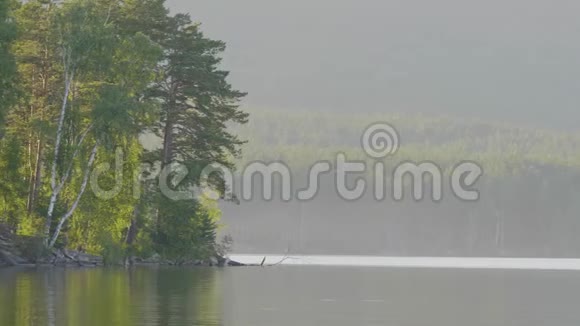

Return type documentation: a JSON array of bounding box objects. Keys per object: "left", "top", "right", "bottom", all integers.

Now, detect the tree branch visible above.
[{"left": 58, "top": 123, "right": 94, "bottom": 188}]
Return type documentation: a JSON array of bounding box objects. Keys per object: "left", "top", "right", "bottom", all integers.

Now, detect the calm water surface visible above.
[{"left": 1, "top": 265, "right": 580, "bottom": 325}]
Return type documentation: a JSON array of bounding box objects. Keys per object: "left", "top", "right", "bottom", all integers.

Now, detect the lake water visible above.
[{"left": 1, "top": 265, "right": 580, "bottom": 325}]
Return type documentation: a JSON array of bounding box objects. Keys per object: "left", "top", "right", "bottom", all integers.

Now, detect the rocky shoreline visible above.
[
  {"left": 0, "top": 227, "right": 245, "bottom": 268},
  {"left": 0, "top": 247, "right": 247, "bottom": 268}
]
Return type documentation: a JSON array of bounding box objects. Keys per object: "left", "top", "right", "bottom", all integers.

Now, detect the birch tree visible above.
[{"left": 43, "top": 0, "right": 160, "bottom": 247}]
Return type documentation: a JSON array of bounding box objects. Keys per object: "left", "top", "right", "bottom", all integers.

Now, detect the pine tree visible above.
[{"left": 151, "top": 13, "right": 248, "bottom": 183}]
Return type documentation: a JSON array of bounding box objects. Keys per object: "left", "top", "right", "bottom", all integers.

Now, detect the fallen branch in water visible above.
[{"left": 269, "top": 256, "right": 303, "bottom": 266}]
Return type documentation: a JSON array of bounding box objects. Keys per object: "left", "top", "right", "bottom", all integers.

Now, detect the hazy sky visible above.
[{"left": 168, "top": 0, "right": 580, "bottom": 130}]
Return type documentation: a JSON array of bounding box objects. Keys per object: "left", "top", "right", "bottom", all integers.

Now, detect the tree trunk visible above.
[
  {"left": 45, "top": 71, "right": 74, "bottom": 245},
  {"left": 125, "top": 216, "right": 138, "bottom": 246},
  {"left": 48, "top": 143, "right": 98, "bottom": 248},
  {"left": 161, "top": 84, "right": 177, "bottom": 167},
  {"left": 124, "top": 209, "right": 139, "bottom": 266},
  {"left": 27, "top": 138, "right": 43, "bottom": 214},
  {"left": 159, "top": 98, "right": 176, "bottom": 234},
  {"left": 162, "top": 112, "right": 174, "bottom": 166}
]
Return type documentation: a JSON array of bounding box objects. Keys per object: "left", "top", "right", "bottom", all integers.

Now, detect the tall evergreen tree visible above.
[
  {"left": 10, "top": 0, "right": 60, "bottom": 216},
  {"left": 151, "top": 13, "right": 248, "bottom": 181}
]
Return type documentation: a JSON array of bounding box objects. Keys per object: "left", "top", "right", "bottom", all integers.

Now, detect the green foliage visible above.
[
  {"left": 235, "top": 108, "right": 580, "bottom": 176},
  {"left": 66, "top": 141, "right": 140, "bottom": 253},
  {"left": 152, "top": 196, "right": 220, "bottom": 263},
  {"left": 0, "top": 0, "right": 17, "bottom": 126},
  {"left": 0, "top": 136, "right": 27, "bottom": 225},
  {"left": 148, "top": 11, "right": 248, "bottom": 170},
  {"left": 16, "top": 213, "right": 43, "bottom": 237},
  {"left": 133, "top": 6, "right": 248, "bottom": 260},
  {"left": 0, "top": 0, "right": 243, "bottom": 259},
  {"left": 99, "top": 233, "right": 126, "bottom": 266}
]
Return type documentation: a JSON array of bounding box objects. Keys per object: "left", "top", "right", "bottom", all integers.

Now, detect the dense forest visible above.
[
  {"left": 220, "top": 109, "right": 580, "bottom": 257},
  {"left": 0, "top": 0, "right": 247, "bottom": 263}
]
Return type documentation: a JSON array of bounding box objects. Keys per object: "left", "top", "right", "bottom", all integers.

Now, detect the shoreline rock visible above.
[
  {"left": 1, "top": 246, "right": 246, "bottom": 268},
  {"left": 0, "top": 225, "right": 246, "bottom": 268}
]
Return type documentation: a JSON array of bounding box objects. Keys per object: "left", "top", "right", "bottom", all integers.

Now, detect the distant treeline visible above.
[
  {"left": 220, "top": 108, "right": 580, "bottom": 257},
  {"left": 235, "top": 108, "right": 580, "bottom": 175}
]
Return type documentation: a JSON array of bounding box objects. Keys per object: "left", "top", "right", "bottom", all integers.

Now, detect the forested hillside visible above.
[
  {"left": 221, "top": 108, "right": 580, "bottom": 257},
  {"left": 235, "top": 108, "right": 580, "bottom": 174},
  {"left": 0, "top": 0, "right": 246, "bottom": 264}
]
